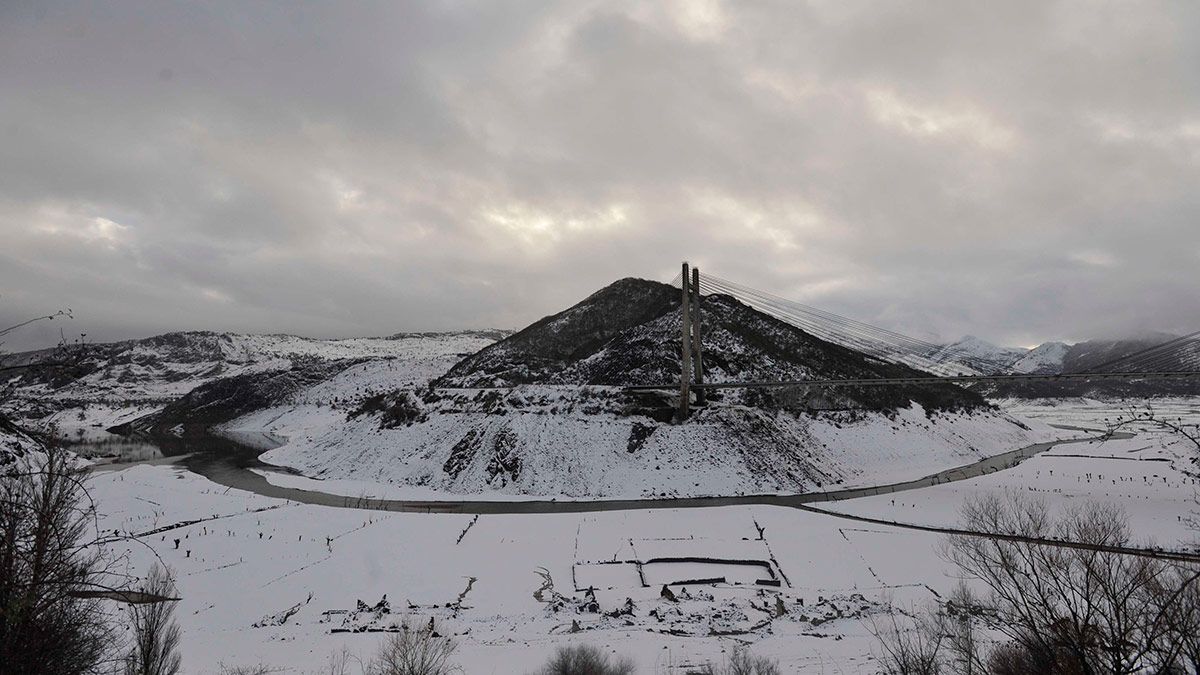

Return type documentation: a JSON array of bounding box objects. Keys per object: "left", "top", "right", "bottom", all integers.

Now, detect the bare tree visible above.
[
  {"left": 123, "top": 565, "right": 182, "bottom": 675},
  {"left": 1172, "top": 567, "right": 1200, "bottom": 672},
  {"left": 0, "top": 444, "right": 119, "bottom": 673},
  {"left": 945, "top": 493, "right": 1200, "bottom": 675},
  {"left": 942, "top": 583, "right": 984, "bottom": 675},
  {"left": 1101, "top": 405, "right": 1200, "bottom": 461},
  {"left": 368, "top": 620, "right": 460, "bottom": 675},
  {"left": 532, "top": 644, "right": 635, "bottom": 675}
]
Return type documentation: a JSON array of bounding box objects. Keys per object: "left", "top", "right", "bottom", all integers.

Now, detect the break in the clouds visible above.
[{"left": 2, "top": 0, "right": 1198, "bottom": 351}]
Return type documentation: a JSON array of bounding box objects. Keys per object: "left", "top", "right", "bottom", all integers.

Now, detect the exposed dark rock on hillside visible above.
[{"left": 438, "top": 278, "right": 986, "bottom": 413}]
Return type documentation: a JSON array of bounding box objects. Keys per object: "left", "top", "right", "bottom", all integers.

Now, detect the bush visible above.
[
  {"left": 696, "top": 647, "right": 781, "bottom": 675},
  {"left": 533, "top": 644, "right": 636, "bottom": 675},
  {"left": 368, "top": 621, "right": 460, "bottom": 675},
  {"left": 217, "top": 666, "right": 278, "bottom": 675}
]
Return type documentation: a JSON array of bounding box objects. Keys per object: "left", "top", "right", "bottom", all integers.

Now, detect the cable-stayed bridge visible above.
[{"left": 648, "top": 262, "right": 1200, "bottom": 418}]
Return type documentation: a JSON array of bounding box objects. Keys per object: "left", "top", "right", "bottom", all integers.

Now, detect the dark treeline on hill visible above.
[
  {"left": 982, "top": 334, "right": 1200, "bottom": 398},
  {"left": 111, "top": 358, "right": 356, "bottom": 435},
  {"left": 979, "top": 377, "right": 1200, "bottom": 398},
  {"left": 438, "top": 278, "right": 988, "bottom": 414}
]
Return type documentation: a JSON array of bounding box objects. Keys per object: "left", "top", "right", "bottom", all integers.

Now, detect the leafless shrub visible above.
[
  {"left": 984, "top": 640, "right": 1078, "bottom": 675},
  {"left": 868, "top": 605, "right": 945, "bottom": 675},
  {"left": 324, "top": 647, "right": 360, "bottom": 675},
  {"left": 532, "top": 644, "right": 636, "bottom": 675},
  {"left": 942, "top": 583, "right": 984, "bottom": 675},
  {"left": 217, "top": 665, "right": 281, "bottom": 675},
  {"left": 694, "top": 646, "right": 781, "bottom": 675},
  {"left": 123, "top": 565, "right": 182, "bottom": 675},
  {"left": 368, "top": 620, "right": 460, "bottom": 675}
]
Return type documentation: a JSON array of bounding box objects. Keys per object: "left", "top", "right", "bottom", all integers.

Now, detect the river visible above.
[{"left": 67, "top": 426, "right": 1114, "bottom": 515}]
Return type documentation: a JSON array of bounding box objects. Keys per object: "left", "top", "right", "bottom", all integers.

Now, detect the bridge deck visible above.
[{"left": 623, "top": 370, "right": 1200, "bottom": 391}]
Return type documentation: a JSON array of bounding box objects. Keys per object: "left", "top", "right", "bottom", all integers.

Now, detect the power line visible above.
[
  {"left": 1089, "top": 330, "right": 1200, "bottom": 373},
  {"left": 681, "top": 269, "right": 1200, "bottom": 379}
]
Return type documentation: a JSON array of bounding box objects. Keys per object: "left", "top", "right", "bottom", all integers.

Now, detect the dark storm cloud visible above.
[{"left": 2, "top": 0, "right": 1198, "bottom": 351}]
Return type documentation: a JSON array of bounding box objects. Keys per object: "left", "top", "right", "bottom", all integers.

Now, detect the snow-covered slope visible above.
[{"left": 1009, "top": 341, "right": 1070, "bottom": 374}]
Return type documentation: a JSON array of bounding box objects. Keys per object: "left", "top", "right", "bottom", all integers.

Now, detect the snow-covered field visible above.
[
  {"left": 80, "top": 397, "right": 1200, "bottom": 674},
  {"left": 821, "top": 431, "right": 1200, "bottom": 549},
  {"left": 90, "top": 464, "right": 940, "bottom": 674}
]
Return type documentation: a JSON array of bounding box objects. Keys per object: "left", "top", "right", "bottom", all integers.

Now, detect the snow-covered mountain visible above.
[
  {"left": 927, "top": 335, "right": 1028, "bottom": 375},
  {"left": 229, "top": 279, "right": 1040, "bottom": 498},
  {"left": 2, "top": 330, "right": 505, "bottom": 430},
  {"left": 930, "top": 331, "right": 1200, "bottom": 388},
  {"left": 439, "top": 278, "right": 988, "bottom": 411},
  {"left": 1008, "top": 341, "right": 1070, "bottom": 374},
  {"left": 982, "top": 334, "right": 1200, "bottom": 398}
]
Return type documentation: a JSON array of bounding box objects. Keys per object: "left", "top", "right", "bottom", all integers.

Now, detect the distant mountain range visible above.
[
  {"left": 928, "top": 332, "right": 1200, "bottom": 397},
  {"left": 929, "top": 332, "right": 1200, "bottom": 376}
]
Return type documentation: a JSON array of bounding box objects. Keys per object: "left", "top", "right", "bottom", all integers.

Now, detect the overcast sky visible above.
[{"left": 2, "top": 1, "right": 1198, "bottom": 352}]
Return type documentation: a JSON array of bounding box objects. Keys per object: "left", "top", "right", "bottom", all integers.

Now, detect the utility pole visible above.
[
  {"left": 679, "top": 261, "right": 691, "bottom": 421},
  {"left": 691, "top": 266, "right": 705, "bottom": 405}
]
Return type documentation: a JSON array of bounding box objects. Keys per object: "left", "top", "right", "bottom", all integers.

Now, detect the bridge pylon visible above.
[
  {"left": 679, "top": 262, "right": 691, "bottom": 421},
  {"left": 677, "top": 262, "right": 705, "bottom": 421},
  {"left": 691, "top": 266, "right": 705, "bottom": 406}
]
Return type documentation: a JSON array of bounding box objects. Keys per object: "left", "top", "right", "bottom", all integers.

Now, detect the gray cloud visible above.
[{"left": 2, "top": 0, "right": 1198, "bottom": 351}]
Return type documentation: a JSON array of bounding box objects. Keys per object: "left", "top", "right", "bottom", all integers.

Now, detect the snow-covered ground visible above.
[
  {"left": 78, "top": 397, "right": 1200, "bottom": 673},
  {"left": 89, "top": 464, "right": 942, "bottom": 674}
]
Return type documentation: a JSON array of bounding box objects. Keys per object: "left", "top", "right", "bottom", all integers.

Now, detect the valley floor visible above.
[{"left": 82, "top": 398, "right": 1200, "bottom": 674}]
